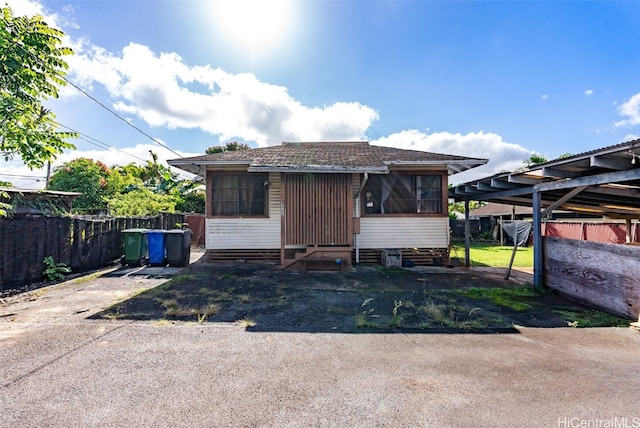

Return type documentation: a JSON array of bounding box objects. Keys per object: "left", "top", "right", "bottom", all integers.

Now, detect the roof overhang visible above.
[
  {"left": 385, "top": 159, "right": 488, "bottom": 175},
  {"left": 449, "top": 140, "right": 640, "bottom": 219},
  {"left": 1, "top": 187, "right": 83, "bottom": 200},
  {"left": 167, "top": 160, "right": 250, "bottom": 175},
  {"left": 247, "top": 165, "right": 390, "bottom": 174}
]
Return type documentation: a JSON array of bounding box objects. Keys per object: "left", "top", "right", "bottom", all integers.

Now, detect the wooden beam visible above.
[
  {"left": 472, "top": 185, "right": 535, "bottom": 200},
  {"left": 477, "top": 182, "right": 495, "bottom": 191},
  {"left": 590, "top": 155, "right": 630, "bottom": 171},
  {"left": 535, "top": 168, "right": 640, "bottom": 192},
  {"left": 585, "top": 185, "right": 640, "bottom": 199},
  {"left": 490, "top": 178, "right": 520, "bottom": 189},
  {"left": 541, "top": 167, "right": 582, "bottom": 178},
  {"left": 508, "top": 174, "right": 544, "bottom": 185},
  {"left": 541, "top": 186, "right": 588, "bottom": 217},
  {"left": 464, "top": 185, "right": 482, "bottom": 194}
]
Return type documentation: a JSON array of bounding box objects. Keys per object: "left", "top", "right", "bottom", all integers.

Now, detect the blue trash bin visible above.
[{"left": 146, "top": 230, "right": 166, "bottom": 266}]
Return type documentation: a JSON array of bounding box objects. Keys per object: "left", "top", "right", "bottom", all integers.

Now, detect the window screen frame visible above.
[
  {"left": 208, "top": 171, "right": 268, "bottom": 218},
  {"left": 361, "top": 171, "right": 447, "bottom": 217}
]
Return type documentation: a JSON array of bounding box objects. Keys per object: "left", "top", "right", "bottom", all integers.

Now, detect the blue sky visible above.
[{"left": 4, "top": 0, "right": 640, "bottom": 188}]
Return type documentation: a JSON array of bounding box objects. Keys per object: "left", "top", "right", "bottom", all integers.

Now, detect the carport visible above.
[{"left": 450, "top": 140, "right": 640, "bottom": 319}]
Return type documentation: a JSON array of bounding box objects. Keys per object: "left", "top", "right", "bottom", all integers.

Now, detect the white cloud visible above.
[
  {"left": 1, "top": 144, "right": 200, "bottom": 190},
  {"left": 370, "top": 130, "right": 531, "bottom": 184},
  {"left": 541, "top": 94, "right": 549, "bottom": 102},
  {"left": 584, "top": 89, "right": 594, "bottom": 96},
  {"left": 615, "top": 93, "right": 640, "bottom": 128},
  {"left": 66, "top": 42, "right": 379, "bottom": 147},
  {"left": 3, "top": 0, "right": 526, "bottom": 190}
]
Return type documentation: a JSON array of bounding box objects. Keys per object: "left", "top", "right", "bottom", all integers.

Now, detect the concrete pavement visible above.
[{"left": 1, "top": 261, "right": 639, "bottom": 427}]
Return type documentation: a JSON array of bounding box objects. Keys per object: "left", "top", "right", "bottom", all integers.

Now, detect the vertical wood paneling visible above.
[{"left": 284, "top": 174, "right": 351, "bottom": 246}]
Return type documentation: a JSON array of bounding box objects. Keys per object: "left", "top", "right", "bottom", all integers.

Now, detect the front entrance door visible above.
[{"left": 283, "top": 173, "right": 352, "bottom": 248}]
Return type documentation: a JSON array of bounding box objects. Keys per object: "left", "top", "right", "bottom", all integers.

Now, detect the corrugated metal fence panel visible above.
[
  {"left": 185, "top": 214, "right": 205, "bottom": 246},
  {"left": 542, "top": 221, "right": 637, "bottom": 244},
  {"left": 358, "top": 217, "right": 449, "bottom": 249},
  {"left": 285, "top": 174, "right": 351, "bottom": 246}
]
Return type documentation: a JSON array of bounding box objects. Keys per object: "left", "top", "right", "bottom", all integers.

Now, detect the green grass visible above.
[
  {"left": 456, "top": 286, "right": 542, "bottom": 311},
  {"left": 451, "top": 243, "right": 533, "bottom": 268},
  {"left": 552, "top": 309, "right": 629, "bottom": 328}
]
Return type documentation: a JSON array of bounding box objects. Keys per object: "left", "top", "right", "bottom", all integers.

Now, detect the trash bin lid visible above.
[
  {"left": 164, "top": 229, "right": 192, "bottom": 235},
  {"left": 145, "top": 229, "right": 165, "bottom": 234}
]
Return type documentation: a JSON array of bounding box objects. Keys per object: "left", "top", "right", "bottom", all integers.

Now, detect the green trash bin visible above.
[
  {"left": 165, "top": 229, "right": 192, "bottom": 267},
  {"left": 122, "top": 228, "right": 149, "bottom": 266}
]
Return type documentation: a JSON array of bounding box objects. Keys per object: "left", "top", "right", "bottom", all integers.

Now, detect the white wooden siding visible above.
[
  {"left": 206, "top": 173, "right": 281, "bottom": 250},
  {"left": 358, "top": 217, "right": 449, "bottom": 249}
]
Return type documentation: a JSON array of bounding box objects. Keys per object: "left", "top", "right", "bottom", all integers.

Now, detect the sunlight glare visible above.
[{"left": 211, "top": 0, "right": 293, "bottom": 54}]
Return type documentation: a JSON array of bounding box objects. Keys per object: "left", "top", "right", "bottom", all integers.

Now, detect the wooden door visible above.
[{"left": 284, "top": 173, "right": 352, "bottom": 247}]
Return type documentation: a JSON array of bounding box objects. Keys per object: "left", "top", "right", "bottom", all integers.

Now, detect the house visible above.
[
  {"left": 0, "top": 187, "right": 82, "bottom": 216},
  {"left": 168, "top": 141, "right": 487, "bottom": 270}
]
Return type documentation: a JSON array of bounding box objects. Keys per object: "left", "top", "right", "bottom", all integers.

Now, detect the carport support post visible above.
[
  {"left": 532, "top": 191, "right": 543, "bottom": 286},
  {"left": 464, "top": 200, "right": 471, "bottom": 267}
]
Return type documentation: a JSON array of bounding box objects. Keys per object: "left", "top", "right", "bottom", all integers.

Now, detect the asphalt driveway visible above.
[{"left": 1, "top": 255, "right": 639, "bottom": 427}]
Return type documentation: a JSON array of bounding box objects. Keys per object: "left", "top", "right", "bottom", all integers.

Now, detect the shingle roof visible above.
[{"left": 168, "top": 141, "right": 487, "bottom": 175}]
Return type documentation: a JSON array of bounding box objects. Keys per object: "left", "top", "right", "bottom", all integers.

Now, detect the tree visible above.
[
  {"left": 205, "top": 141, "right": 251, "bottom": 154},
  {"left": 0, "top": 189, "right": 10, "bottom": 217},
  {"left": 47, "top": 158, "right": 113, "bottom": 213},
  {"left": 0, "top": 6, "right": 76, "bottom": 169},
  {"left": 175, "top": 188, "right": 205, "bottom": 213},
  {"left": 523, "top": 153, "right": 549, "bottom": 168},
  {"left": 448, "top": 200, "right": 483, "bottom": 220},
  {"left": 107, "top": 188, "right": 176, "bottom": 216},
  {"left": 107, "top": 151, "right": 205, "bottom": 215}
]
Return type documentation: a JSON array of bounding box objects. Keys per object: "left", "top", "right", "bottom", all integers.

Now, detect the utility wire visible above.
[
  {"left": 54, "top": 123, "right": 194, "bottom": 180},
  {"left": 60, "top": 76, "right": 185, "bottom": 159},
  {"left": 10, "top": 39, "right": 186, "bottom": 160},
  {"left": 54, "top": 122, "right": 149, "bottom": 164}
]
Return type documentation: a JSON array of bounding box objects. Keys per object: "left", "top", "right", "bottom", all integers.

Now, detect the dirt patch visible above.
[{"left": 92, "top": 261, "right": 629, "bottom": 333}]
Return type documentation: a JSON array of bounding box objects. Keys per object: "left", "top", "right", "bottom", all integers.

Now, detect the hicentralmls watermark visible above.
[{"left": 557, "top": 417, "right": 640, "bottom": 428}]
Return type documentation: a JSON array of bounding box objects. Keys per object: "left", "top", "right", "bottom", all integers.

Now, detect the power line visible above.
[
  {"left": 10, "top": 37, "right": 186, "bottom": 160},
  {"left": 60, "top": 76, "right": 186, "bottom": 159},
  {"left": 53, "top": 123, "right": 195, "bottom": 180},
  {"left": 54, "top": 122, "right": 149, "bottom": 164}
]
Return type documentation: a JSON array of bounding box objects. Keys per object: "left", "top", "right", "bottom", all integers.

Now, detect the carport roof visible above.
[{"left": 450, "top": 139, "right": 640, "bottom": 219}]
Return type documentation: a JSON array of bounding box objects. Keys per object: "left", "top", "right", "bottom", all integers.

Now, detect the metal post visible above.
[{"left": 532, "top": 191, "right": 543, "bottom": 286}]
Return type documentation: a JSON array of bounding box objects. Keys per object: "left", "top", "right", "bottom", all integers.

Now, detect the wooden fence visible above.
[
  {"left": 0, "top": 213, "right": 184, "bottom": 291},
  {"left": 543, "top": 236, "right": 640, "bottom": 319}
]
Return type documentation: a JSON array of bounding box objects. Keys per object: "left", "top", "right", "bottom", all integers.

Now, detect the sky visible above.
[{"left": 4, "top": 0, "right": 640, "bottom": 189}]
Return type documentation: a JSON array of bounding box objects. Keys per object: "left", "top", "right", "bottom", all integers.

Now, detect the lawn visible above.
[{"left": 451, "top": 243, "right": 533, "bottom": 268}]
